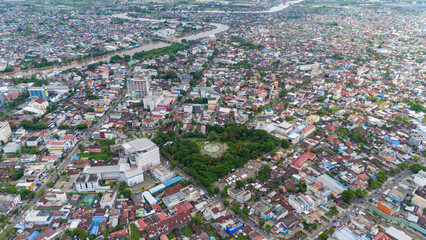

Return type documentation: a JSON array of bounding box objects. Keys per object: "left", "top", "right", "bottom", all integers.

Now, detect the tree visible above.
[
  {"left": 341, "top": 189, "right": 356, "bottom": 203},
  {"left": 36, "top": 189, "right": 45, "bottom": 198},
  {"left": 232, "top": 202, "right": 241, "bottom": 215},
  {"left": 355, "top": 189, "right": 367, "bottom": 198},
  {"left": 223, "top": 199, "right": 230, "bottom": 207},
  {"left": 281, "top": 139, "right": 291, "bottom": 149},
  {"left": 193, "top": 213, "right": 203, "bottom": 224},
  {"left": 296, "top": 181, "right": 307, "bottom": 193},
  {"left": 329, "top": 227, "right": 335, "bottom": 233},
  {"left": 236, "top": 180, "right": 245, "bottom": 189},
  {"left": 376, "top": 171, "right": 388, "bottom": 183},
  {"left": 258, "top": 218, "right": 265, "bottom": 227},
  {"left": 409, "top": 163, "right": 425, "bottom": 174},
  {"left": 257, "top": 164, "right": 272, "bottom": 182},
  {"left": 319, "top": 232, "right": 329, "bottom": 240},
  {"left": 285, "top": 115, "right": 295, "bottom": 121},
  {"left": 265, "top": 224, "right": 272, "bottom": 231},
  {"left": 76, "top": 123, "right": 89, "bottom": 130}
]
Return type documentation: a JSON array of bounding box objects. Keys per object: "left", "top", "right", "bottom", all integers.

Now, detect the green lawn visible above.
[
  {"left": 77, "top": 152, "right": 111, "bottom": 160},
  {"left": 130, "top": 223, "right": 142, "bottom": 240},
  {"left": 182, "top": 227, "right": 192, "bottom": 237}
]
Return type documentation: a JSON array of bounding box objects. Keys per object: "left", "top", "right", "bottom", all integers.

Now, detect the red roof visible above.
[
  {"left": 146, "top": 211, "right": 192, "bottom": 238},
  {"left": 34, "top": 98, "right": 45, "bottom": 104},
  {"left": 110, "top": 229, "right": 127, "bottom": 238},
  {"left": 135, "top": 219, "right": 147, "bottom": 231},
  {"left": 62, "top": 136, "right": 75, "bottom": 141},
  {"left": 291, "top": 151, "right": 316, "bottom": 171},
  {"left": 4, "top": 94, "right": 18, "bottom": 99}
]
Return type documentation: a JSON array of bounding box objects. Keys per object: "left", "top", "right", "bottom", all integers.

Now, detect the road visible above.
[{"left": 307, "top": 170, "right": 411, "bottom": 239}]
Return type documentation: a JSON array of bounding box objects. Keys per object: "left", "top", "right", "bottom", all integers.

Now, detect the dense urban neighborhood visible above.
[{"left": 0, "top": 0, "right": 425, "bottom": 240}]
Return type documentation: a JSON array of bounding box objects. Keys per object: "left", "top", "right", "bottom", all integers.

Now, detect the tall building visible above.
[
  {"left": 0, "top": 121, "right": 12, "bottom": 144},
  {"left": 127, "top": 76, "right": 150, "bottom": 99},
  {"left": 29, "top": 86, "right": 48, "bottom": 100},
  {"left": 0, "top": 92, "right": 4, "bottom": 108},
  {"left": 122, "top": 138, "right": 161, "bottom": 171}
]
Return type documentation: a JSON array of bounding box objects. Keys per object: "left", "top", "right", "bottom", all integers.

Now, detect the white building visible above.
[
  {"left": 3, "top": 142, "right": 22, "bottom": 154},
  {"left": 84, "top": 158, "right": 144, "bottom": 187},
  {"left": 123, "top": 167, "right": 145, "bottom": 186},
  {"left": 100, "top": 191, "right": 117, "bottom": 209},
  {"left": 74, "top": 174, "right": 100, "bottom": 192},
  {"left": 26, "top": 136, "right": 41, "bottom": 147},
  {"left": 25, "top": 210, "right": 53, "bottom": 225},
  {"left": 122, "top": 138, "right": 161, "bottom": 171},
  {"left": 385, "top": 227, "right": 412, "bottom": 240},
  {"left": 227, "top": 188, "right": 251, "bottom": 204},
  {"left": 414, "top": 170, "right": 426, "bottom": 188},
  {"left": 127, "top": 77, "right": 150, "bottom": 99},
  {"left": 0, "top": 121, "right": 12, "bottom": 144},
  {"left": 151, "top": 165, "right": 174, "bottom": 182},
  {"left": 163, "top": 192, "right": 186, "bottom": 208}
]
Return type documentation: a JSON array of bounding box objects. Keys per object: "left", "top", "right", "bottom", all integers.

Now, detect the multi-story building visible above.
[
  {"left": 28, "top": 86, "right": 48, "bottom": 100},
  {"left": 100, "top": 191, "right": 117, "bottom": 209},
  {"left": 288, "top": 194, "right": 316, "bottom": 214},
  {"left": 0, "top": 121, "right": 12, "bottom": 144},
  {"left": 0, "top": 194, "right": 21, "bottom": 215},
  {"left": 127, "top": 76, "right": 150, "bottom": 99},
  {"left": 122, "top": 138, "right": 161, "bottom": 171},
  {"left": 377, "top": 201, "right": 400, "bottom": 216},
  {"left": 74, "top": 174, "right": 99, "bottom": 192},
  {"left": 414, "top": 170, "right": 426, "bottom": 187},
  {"left": 227, "top": 188, "right": 252, "bottom": 204}
]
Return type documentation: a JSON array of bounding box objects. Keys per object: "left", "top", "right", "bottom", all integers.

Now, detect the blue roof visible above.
[
  {"left": 26, "top": 231, "right": 41, "bottom": 240},
  {"left": 92, "top": 216, "right": 107, "bottom": 222},
  {"left": 163, "top": 176, "right": 183, "bottom": 187},
  {"left": 90, "top": 221, "right": 99, "bottom": 235}
]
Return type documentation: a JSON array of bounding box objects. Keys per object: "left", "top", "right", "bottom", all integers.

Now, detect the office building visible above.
[
  {"left": 0, "top": 121, "right": 12, "bottom": 144},
  {"left": 122, "top": 138, "right": 161, "bottom": 171},
  {"left": 127, "top": 76, "right": 150, "bottom": 99}
]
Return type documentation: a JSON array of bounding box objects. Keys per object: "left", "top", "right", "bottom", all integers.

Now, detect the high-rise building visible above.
[
  {"left": 122, "top": 138, "right": 160, "bottom": 171},
  {"left": 0, "top": 121, "right": 12, "bottom": 144},
  {"left": 28, "top": 86, "right": 48, "bottom": 100},
  {"left": 0, "top": 92, "right": 5, "bottom": 108},
  {"left": 127, "top": 76, "right": 150, "bottom": 99}
]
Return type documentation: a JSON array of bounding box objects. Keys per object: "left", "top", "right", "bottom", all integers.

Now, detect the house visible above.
[
  {"left": 3, "top": 142, "right": 22, "bottom": 154},
  {"left": 26, "top": 136, "right": 41, "bottom": 147},
  {"left": 31, "top": 98, "right": 49, "bottom": 111}
]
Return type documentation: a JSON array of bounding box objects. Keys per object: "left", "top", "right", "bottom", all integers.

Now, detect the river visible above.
[
  {"left": 1, "top": 0, "right": 302, "bottom": 77},
  {"left": 182, "top": 0, "right": 304, "bottom": 13}
]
